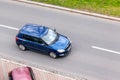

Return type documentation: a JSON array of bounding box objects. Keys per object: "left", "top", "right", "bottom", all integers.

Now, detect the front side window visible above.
[
  {"left": 32, "top": 37, "right": 43, "bottom": 44},
  {"left": 41, "top": 29, "right": 58, "bottom": 45}
]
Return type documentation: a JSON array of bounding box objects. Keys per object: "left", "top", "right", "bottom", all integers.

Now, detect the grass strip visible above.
[{"left": 32, "top": 0, "right": 120, "bottom": 17}]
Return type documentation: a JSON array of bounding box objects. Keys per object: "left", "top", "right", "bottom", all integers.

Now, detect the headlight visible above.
[{"left": 57, "top": 49, "right": 65, "bottom": 53}]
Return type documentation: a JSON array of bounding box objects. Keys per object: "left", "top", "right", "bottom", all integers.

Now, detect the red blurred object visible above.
[
  {"left": 8, "top": 67, "right": 35, "bottom": 80},
  {"left": 16, "top": 37, "right": 18, "bottom": 41}
]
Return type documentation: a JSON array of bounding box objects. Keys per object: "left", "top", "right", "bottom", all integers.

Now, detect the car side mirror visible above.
[
  {"left": 41, "top": 43, "right": 45, "bottom": 46},
  {"left": 54, "top": 29, "right": 56, "bottom": 32},
  {"left": 41, "top": 43, "right": 48, "bottom": 46}
]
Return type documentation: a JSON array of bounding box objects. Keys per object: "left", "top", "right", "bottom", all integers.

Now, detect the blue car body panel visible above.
[
  {"left": 50, "top": 35, "right": 69, "bottom": 50},
  {"left": 16, "top": 24, "right": 71, "bottom": 57},
  {"left": 20, "top": 24, "right": 48, "bottom": 38}
]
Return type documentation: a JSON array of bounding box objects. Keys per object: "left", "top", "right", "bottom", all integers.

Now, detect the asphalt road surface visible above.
[{"left": 1, "top": 0, "right": 120, "bottom": 80}]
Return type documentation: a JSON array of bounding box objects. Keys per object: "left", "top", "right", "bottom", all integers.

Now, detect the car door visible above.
[
  {"left": 32, "top": 37, "right": 51, "bottom": 53},
  {"left": 22, "top": 34, "right": 34, "bottom": 49}
]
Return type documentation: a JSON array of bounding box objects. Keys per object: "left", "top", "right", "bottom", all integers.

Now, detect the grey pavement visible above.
[{"left": 0, "top": 0, "right": 120, "bottom": 80}]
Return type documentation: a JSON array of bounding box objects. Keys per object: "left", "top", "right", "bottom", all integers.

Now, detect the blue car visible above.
[{"left": 16, "top": 24, "right": 71, "bottom": 58}]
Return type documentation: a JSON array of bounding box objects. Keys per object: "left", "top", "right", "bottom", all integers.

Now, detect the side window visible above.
[
  {"left": 32, "top": 37, "right": 43, "bottom": 44},
  {"left": 23, "top": 35, "right": 33, "bottom": 41},
  {"left": 23, "top": 34, "right": 43, "bottom": 44}
]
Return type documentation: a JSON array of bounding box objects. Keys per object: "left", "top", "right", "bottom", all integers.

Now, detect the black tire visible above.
[
  {"left": 29, "top": 68, "right": 35, "bottom": 80},
  {"left": 8, "top": 73, "right": 13, "bottom": 80},
  {"left": 18, "top": 44, "right": 26, "bottom": 51},
  {"left": 9, "top": 76, "right": 13, "bottom": 80}
]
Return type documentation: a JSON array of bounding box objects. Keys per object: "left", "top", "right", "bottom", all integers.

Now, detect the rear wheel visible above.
[
  {"left": 49, "top": 52, "right": 57, "bottom": 59},
  {"left": 18, "top": 44, "right": 26, "bottom": 51}
]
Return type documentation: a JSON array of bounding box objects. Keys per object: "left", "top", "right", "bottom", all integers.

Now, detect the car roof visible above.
[
  {"left": 19, "top": 24, "right": 48, "bottom": 38},
  {"left": 11, "top": 67, "right": 32, "bottom": 80}
]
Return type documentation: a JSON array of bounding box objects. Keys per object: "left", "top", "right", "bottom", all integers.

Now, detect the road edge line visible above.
[{"left": 14, "top": 0, "right": 120, "bottom": 22}]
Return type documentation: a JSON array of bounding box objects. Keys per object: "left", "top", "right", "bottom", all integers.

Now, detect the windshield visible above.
[{"left": 41, "top": 29, "right": 58, "bottom": 45}]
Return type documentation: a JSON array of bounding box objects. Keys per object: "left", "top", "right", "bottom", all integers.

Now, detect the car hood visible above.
[{"left": 50, "top": 35, "right": 69, "bottom": 50}]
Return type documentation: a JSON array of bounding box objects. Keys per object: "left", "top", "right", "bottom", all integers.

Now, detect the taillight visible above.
[{"left": 16, "top": 37, "right": 18, "bottom": 41}]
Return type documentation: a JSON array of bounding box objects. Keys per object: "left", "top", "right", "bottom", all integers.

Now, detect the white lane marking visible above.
[
  {"left": 92, "top": 46, "right": 120, "bottom": 55},
  {"left": 0, "top": 24, "right": 19, "bottom": 30}
]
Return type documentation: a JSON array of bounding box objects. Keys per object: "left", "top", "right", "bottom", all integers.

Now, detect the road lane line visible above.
[
  {"left": 0, "top": 24, "right": 19, "bottom": 31},
  {"left": 92, "top": 46, "right": 120, "bottom": 55}
]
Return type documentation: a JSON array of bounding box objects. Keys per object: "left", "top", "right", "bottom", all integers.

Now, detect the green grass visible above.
[{"left": 32, "top": 0, "right": 120, "bottom": 17}]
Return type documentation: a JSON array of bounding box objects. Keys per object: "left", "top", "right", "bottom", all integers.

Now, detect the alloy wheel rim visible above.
[
  {"left": 19, "top": 45, "right": 25, "bottom": 50},
  {"left": 50, "top": 52, "right": 56, "bottom": 58}
]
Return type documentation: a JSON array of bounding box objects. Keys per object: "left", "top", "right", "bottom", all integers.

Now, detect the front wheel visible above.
[
  {"left": 49, "top": 52, "right": 57, "bottom": 59},
  {"left": 18, "top": 44, "right": 26, "bottom": 51}
]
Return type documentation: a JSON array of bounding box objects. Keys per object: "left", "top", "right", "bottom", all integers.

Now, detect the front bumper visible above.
[{"left": 58, "top": 44, "right": 72, "bottom": 57}]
